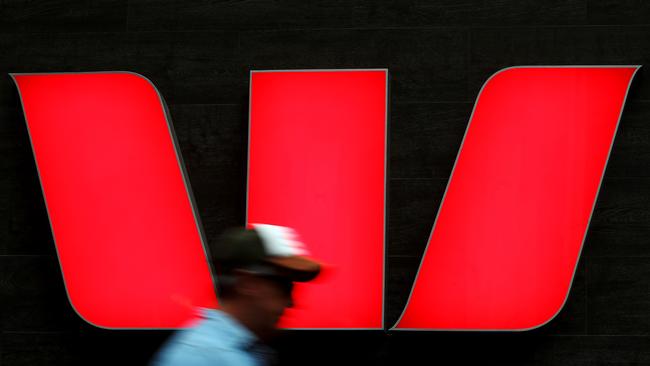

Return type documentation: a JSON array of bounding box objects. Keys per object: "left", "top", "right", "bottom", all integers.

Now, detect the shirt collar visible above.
[{"left": 196, "top": 307, "right": 277, "bottom": 365}]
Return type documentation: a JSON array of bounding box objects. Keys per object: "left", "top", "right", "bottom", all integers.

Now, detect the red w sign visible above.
[{"left": 11, "top": 66, "right": 638, "bottom": 330}]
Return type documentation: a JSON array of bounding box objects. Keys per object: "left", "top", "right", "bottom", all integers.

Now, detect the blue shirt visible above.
[{"left": 150, "top": 308, "right": 275, "bottom": 366}]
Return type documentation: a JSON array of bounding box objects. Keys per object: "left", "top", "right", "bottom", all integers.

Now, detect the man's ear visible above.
[{"left": 231, "top": 270, "right": 261, "bottom": 298}]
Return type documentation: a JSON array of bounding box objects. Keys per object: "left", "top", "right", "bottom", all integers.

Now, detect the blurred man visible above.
[{"left": 150, "top": 224, "right": 321, "bottom": 366}]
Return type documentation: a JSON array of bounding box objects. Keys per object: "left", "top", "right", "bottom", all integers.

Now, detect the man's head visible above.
[{"left": 209, "top": 225, "right": 320, "bottom": 339}]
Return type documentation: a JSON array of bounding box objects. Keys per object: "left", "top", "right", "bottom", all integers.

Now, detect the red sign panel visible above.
[
  {"left": 12, "top": 72, "right": 218, "bottom": 329},
  {"left": 394, "top": 66, "right": 638, "bottom": 330},
  {"left": 247, "top": 70, "right": 388, "bottom": 329}
]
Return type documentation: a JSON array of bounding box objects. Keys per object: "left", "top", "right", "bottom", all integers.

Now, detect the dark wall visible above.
[{"left": 1, "top": 1, "right": 649, "bottom": 364}]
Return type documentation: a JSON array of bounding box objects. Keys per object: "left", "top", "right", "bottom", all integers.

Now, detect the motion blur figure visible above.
[{"left": 150, "top": 224, "right": 321, "bottom": 366}]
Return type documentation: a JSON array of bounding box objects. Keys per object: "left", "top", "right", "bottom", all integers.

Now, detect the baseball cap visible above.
[{"left": 210, "top": 224, "right": 321, "bottom": 282}]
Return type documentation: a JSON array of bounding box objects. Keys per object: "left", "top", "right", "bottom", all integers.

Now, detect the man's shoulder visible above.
[{"left": 149, "top": 310, "right": 253, "bottom": 366}]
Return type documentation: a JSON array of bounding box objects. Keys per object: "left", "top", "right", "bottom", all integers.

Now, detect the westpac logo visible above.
[{"left": 11, "top": 66, "right": 639, "bottom": 331}]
